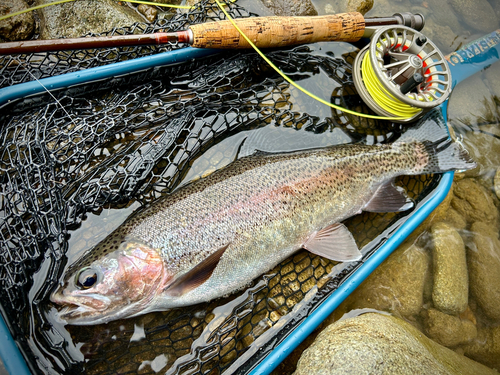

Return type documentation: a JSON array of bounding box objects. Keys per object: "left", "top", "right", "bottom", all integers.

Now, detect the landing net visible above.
[{"left": 0, "top": 1, "right": 439, "bottom": 373}]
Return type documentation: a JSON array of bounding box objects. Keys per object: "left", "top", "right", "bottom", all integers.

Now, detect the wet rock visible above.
[
  {"left": 431, "top": 222, "right": 468, "bottom": 315},
  {"left": 484, "top": 61, "right": 500, "bottom": 98},
  {"left": 448, "top": 0, "right": 498, "bottom": 33},
  {"left": 0, "top": 0, "right": 35, "bottom": 41},
  {"left": 426, "top": 0, "right": 464, "bottom": 36},
  {"left": 422, "top": 0, "right": 471, "bottom": 54},
  {"left": 323, "top": 1, "right": 348, "bottom": 14},
  {"left": 260, "top": 0, "right": 318, "bottom": 16},
  {"left": 405, "top": 180, "right": 454, "bottom": 243},
  {"left": 452, "top": 178, "right": 498, "bottom": 225},
  {"left": 491, "top": 0, "right": 500, "bottom": 19},
  {"left": 495, "top": 168, "right": 500, "bottom": 200},
  {"left": 36, "top": 0, "right": 144, "bottom": 39},
  {"left": 463, "top": 325, "right": 500, "bottom": 370},
  {"left": 423, "top": 308, "right": 477, "bottom": 347},
  {"left": 293, "top": 313, "right": 496, "bottom": 375},
  {"left": 443, "top": 207, "right": 467, "bottom": 230},
  {"left": 468, "top": 221, "right": 500, "bottom": 320},
  {"left": 137, "top": 4, "right": 157, "bottom": 23},
  {"left": 423, "top": 22, "right": 461, "bottom": 55},
  {"left": 365, "top": 0, "right": 412, "bottom": 20},
  {"left": 335, "top": 240, "right": 430, "bottom": 317},
  {"left": 462, "top": 125, "right": 500, "bottom": 179},
  {"left": 448, "top": 74, "right": 496, "bottom": 128},
  {"left": 346, "top": 0, "right": 373, "bottom": 15}
]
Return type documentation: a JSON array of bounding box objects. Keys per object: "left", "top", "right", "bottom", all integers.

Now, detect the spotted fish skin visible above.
[{"left": 51, "top": 121, "right": 476, "bottom": 325}]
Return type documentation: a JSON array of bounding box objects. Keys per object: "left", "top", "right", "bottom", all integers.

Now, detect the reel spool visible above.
[{"left": 353, "top": 26, "right": 451, "bottom": 123}]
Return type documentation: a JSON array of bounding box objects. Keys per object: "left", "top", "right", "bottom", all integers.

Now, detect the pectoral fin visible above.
[
  {"left": 303, "top": 223, "right": 362, "bottom": 262},
  {"left": 164, "top": 243, "right": 230, "bottom": 297},
  {"left": 364, "top": 180, "right": 414, "bottom": 213}
]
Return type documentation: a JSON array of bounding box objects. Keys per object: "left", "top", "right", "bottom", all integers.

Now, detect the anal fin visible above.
[
  {"left": 303, "top": 223, "right": 362, "bottom": 262},
  {"left": 164, "top": 243, "right": 230, "bottom": 297},
  {"left": 364, "top": 180, "right": 414, "bottom": 213}
]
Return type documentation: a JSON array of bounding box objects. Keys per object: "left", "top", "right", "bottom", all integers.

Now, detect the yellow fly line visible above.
[
  {"left": 212, "top": 0, "right": 406, "bottom": 121},
  {"left": 361, "top": 50, "right": 421, "bottom": 118},
  {"left": 1, "top": 0, "right": 415, "bottom": 121},
  {"left": 0, "top": 0, "right": 193, "bottom": 21}
]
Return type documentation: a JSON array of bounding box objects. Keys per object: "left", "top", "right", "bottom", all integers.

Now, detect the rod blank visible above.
[{"left": 0, "top": 12, "right": 425, "bottom": 55}]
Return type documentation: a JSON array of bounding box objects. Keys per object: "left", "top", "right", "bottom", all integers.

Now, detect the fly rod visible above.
[{"left": 0, "top": 12, "right": 424, "bottom": 55}]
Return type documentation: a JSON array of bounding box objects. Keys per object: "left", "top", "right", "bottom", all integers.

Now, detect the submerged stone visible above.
[
  {"left": 423, "top": 308, "right": 477, "bottom": 348},
  {"left": 448, "top": 0, "right": 498, "bottom": 33},
  {"left": 462, "top": 125, "right": 500, "bottom": 179},
  {"left": 443, "top": 207, "right": 467, "bottom": 230},
  {"left": 468, "top": 221, "right": 500, "bottom": 321},
  {"left": 293, "top": 313, "right": 496, "bottom": 375},
  {"left": 431, "top": 222, "right": 468, "bottom": 315},
  {"left": 448, "top": 75, "right": 496, "bottom": 131},
  {"left": 452, "top": 178, "right": 498, "bottom": 225},
  {"left": 495, "top": 168, "right": 500, "bottom": 200},
  {"left": 336, "top": 241, "right": 430, "bottom": 317},
  {"left": 405, "top": 181, "right": 454, "bottom": 243},
  {"left": 484, "top": 62, "right": 500, "bottom": 99},
  {"left": 463, "top": 325, "right": 500, "bottom": 371},
  {"left": 137, "top": 4, "right": 157, "bottom": 23}
]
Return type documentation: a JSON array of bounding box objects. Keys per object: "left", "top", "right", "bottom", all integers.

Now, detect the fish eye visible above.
[{"left": 76, "top": 268, "right": 99, "bottom": 289}]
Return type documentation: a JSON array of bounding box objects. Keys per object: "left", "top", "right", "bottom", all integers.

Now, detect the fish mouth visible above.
[
  {"left": 50, "top": 290, "right": 114, "bottom": 325},
  {"left": 57, "top": 304, "right": 85, "bottom": 319},
  {"left": 54, "top": 303, "right": 116, "bottom": 326}
]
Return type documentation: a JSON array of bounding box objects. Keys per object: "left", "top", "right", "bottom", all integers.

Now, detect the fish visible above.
[{"left": 50, "top": 119, "right": 476, "bottom": 325}]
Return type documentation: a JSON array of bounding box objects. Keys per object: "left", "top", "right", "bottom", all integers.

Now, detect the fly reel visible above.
[{"left": 353, "top": 25, "right": 452, "bottom": 123}]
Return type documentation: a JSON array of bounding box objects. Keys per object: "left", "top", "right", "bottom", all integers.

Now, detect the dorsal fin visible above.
[{"left": 164, "top": 243, "right": 230, "bottom": 297}]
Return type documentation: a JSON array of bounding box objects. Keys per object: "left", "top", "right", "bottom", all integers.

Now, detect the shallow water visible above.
[
  {"left": 269, "top": 0, "right": 500, "bottom": 373},
  {"left": 22, "top": 40, "right": 440, "bottom": 374},
  {"left": 2, "top": 0, "right": 500, "bottom": 374},
  {"left": 16, "top": 39, "right": 384, "bottom": 374}
]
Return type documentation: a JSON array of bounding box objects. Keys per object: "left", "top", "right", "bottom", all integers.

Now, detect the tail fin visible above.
[
  {"left": 420, "top": 136, "right": 476, "bottom": 173},
  {"left": 396, "top": 110, "right": 477, "bottom": 174}
]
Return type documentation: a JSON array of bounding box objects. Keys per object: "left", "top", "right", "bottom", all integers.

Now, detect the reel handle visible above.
[{"left": 189, "top": 13, "right": 366, "bottom": 49}]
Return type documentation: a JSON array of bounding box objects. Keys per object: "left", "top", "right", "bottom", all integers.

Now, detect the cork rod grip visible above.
[{"left": 189, "top": 12, "right": 365, "bottom": 49}]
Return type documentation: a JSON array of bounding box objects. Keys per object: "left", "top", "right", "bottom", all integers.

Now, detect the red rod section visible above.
[{"left": 0, "top": 31, "right": 191, "bottom": 55}]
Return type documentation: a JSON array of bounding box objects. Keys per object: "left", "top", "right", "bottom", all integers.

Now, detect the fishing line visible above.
[
  {"left": 360, "top": 50, "right": 422, "bottom": 118},
  {"left": 21, "top": 62, "right": 80, "bottom": 126},
  {"left": 352, "top": 26, "right": 451, "bottom": 123},
  {"left": 0, "top": 0, "right": 75, "bottom": 21},
  {"left": 20, "top": 61, "right": 114, "bottom": 140},
  {"left": 118, "top": 0, "right": 190, "bottom": 9},
  {"left": 3, "top": 0, "right": 450, "bottom": 123},
  {"left": 0, "top": 0, "right": 239, "bottom": 21},
  {"left": 213, "top": 0, "right": 405, "bottom": 121}
]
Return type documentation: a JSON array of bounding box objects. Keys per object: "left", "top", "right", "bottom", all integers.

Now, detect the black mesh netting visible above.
[
  {"left": 0, "top": 2, "right": 441, "bottom": 374},
  {"left": 0, "top": 1, "right": 255, "bottom": 88}
]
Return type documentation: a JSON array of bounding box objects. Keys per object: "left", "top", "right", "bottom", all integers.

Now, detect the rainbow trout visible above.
[{"left": 51, "top": 121, "right": 475, "bottom": 325}]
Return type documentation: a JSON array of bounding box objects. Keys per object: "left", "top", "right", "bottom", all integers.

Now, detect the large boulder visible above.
[
  {"left": 36, "top": 0, "right": 144, "bottom": 39},
  {"left": 294, "top": 313, "right": 496, "bottom": 375},
  {"left": 0, "top": 0, "right": 35, "bottom": 41}
]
